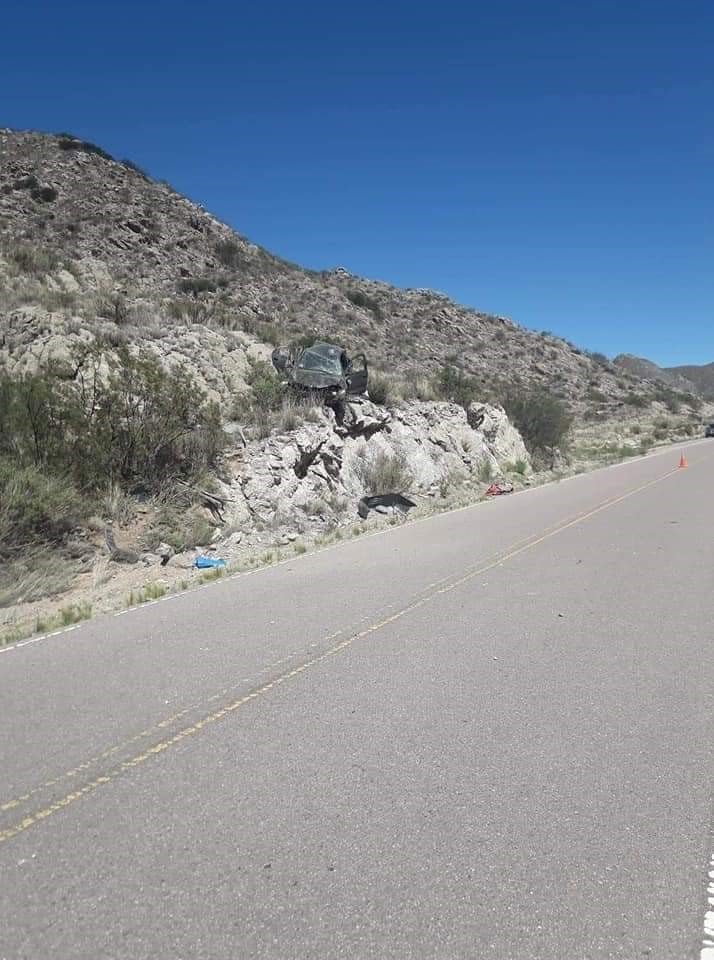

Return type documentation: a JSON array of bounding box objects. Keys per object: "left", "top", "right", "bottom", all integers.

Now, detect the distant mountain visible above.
[
  {"left": 665, "top": 363, "right": 714, "bottom": 399},
  {"left": 613, "top": 355, "right": 714, "bottom": 399}
]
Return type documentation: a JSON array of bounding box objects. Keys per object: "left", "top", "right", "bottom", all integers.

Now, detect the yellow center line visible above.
[{"left": 0, "top": 461, "right": 688, "bottom": 845}]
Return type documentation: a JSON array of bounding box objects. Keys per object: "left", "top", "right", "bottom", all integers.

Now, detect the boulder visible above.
[{"left": 467, "top": 402, "right": 531, "bottom": 472}]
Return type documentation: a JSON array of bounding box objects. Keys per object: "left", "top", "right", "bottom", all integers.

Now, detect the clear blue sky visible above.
[{"left": 2, "top": 0, "right": 712, "bottom": 365}]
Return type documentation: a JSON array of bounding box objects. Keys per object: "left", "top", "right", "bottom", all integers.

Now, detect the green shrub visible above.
[
  {"left": 586, "top": 388, "right": 608, "bottom": 405},
  {"left": 665, "top": 396, "right": 681, "bottom": 414},
  {"left": 624, "top": 392, "right": 648, "bottom": 408},
  {"left": 255, "top": 322, "right": 281, "bottom": 346},
  {"left": 434, "top": 365, "right": 479, "bottom": 409},
  {"left": 0, "top": 460, "right": 91, "bottom": 558},
  {"left": 215, "top": 240, "right": 244, "bottom": 269},
  {"left": 177, "top": 277, "right": 217, "bottom": 296},
  {"left": 502, "top": 389, "right": 572, "bottom": 460},
  {"left": 0, "top": 345, "right": 226, "bottom": 496},
  {"left": 345, "top": 289, "right": 383, "bottom": 320},
  {"left": 9, "top": 244, "right": 59, "bottom": 276},
  {"left": 0, "top": 550, "right": 76, "bottom": 606},
  {"left": 246, "top": 359, "right": 284, "bottom": 410},
  {"left": 355, "top": 448, "right": 413, "bottom": 495}
]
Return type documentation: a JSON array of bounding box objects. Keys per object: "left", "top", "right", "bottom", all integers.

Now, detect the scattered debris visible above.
[
  {"left": 484, "top": 482, "right": 514, "bottom": 497},
  {"left": 193, "top": 555, "right": 226, "bottom": 569},
  {"left": 357, "top": 493, "right": 417, "bottom": 519}
]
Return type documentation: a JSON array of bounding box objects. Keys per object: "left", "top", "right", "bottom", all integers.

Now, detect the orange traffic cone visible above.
[{"left": 678, "top": 452, "right": 688, "bottom": 469}]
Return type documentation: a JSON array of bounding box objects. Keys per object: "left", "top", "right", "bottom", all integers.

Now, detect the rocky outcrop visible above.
[
  {"left": 467, "top": 402, "right": 531, "bottom": 472},
  {"left": 213, "top": 399, "right": 526, "bottom": 554}
]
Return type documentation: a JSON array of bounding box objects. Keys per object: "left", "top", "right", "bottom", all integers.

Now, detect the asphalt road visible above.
[{"left": 1, "top": 441, "right": 713, "bottom": 960}]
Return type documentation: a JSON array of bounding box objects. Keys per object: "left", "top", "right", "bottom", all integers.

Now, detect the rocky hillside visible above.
[
  {"left": 665, "top": 362, "right": 714, "bottom": 399},
  {"left": 613, "top": 354, "right": 714, "bottom": 398},
  {"left": 3, "top": 128, "right": 712, "bottom": 635},
  {"left": 0, "top": 128, "right": 700, "bottom": 419}
]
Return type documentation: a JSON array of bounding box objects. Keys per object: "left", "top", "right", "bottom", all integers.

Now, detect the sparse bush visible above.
[
  {"left": 275, "top": 397, "right": 315, "bottom": 432},
  {"left": 121, "top": 158, "right": 150, "bottom": 180},
  {"left": 144, "top": 501, "right": 215, "bottom": 553},
  {"left": 345, "top": 289, "right": 383, "bottom": 320},
  {"left": 215, "top": 240, "right": 244, "bottom": 269},
  {"left": 624, "top": 392, "right": 648, "bottom": 408},
  {"left": 41, "top": 288, "right": 78, "bottom": 312},
  {"left": 56, "top": 135, "right": 114, "bottom": 161},
  {"left": 434, "top": 365, "right": 479, "bottom": 409},
  {"left": 502, "top": 388, "right": 572, "bottom": 462},
  {"left": 355, "top": 447, "right": 413, "bottom": 495},
  {"left": 256, "top": 322, "right": 281, "bottom": 346},
  {"left": 9, "top": 244, "right": 59, "bottom": 276},
  {"left": 588, "top": 352, "right": 610, "bottom": 367},
  {"left": 245, "top": 359, "right": 284, "bottom": 410},
  {"left": 368, "top": 371, "right": 391, "bottom": 406},
  {"left": 0, "top": 460, "right": 91, "bottom": 558},
  {"left": 31, "top": 185, "right": 58, "bottom": 203},
  {"left": 396, "top": 373, "right": 437, "bottom": 402},
  {"left": 0, "top": 549, "right": 76, "bottom": 606},
  {"left": 478, "top": 459, "right": 494, "bottom": 483},
  {"left": 586, "top": 388, "right": 608, "bottom": 405},
  {"left": 0, "top": 345, "right": 226, "bottom": 497},
  {"left": 664, "top": 395, "right": 681, "bottom": 414},
  {"left": 177, "top": 277, "right": 217, "bottom": 296},
  {"left": 97, "top": 292, "right": 129, "bottom": 324},
  {"left": 59, "top": 602, "right": 92, "bottom": 625}
]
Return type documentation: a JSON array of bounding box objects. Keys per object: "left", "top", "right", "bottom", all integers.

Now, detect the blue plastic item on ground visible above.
[{"left": 194, "top": 555, "right": 227, "bottom": 569}]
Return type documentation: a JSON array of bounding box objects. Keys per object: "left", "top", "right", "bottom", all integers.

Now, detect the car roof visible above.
[{"left": 308, "top": 341, "right": 343, "bottom": 356}]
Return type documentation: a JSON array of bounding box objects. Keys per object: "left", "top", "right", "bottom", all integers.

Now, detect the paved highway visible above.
[{"left": 1, "top": 440, "right": 713, "bottom": 959}]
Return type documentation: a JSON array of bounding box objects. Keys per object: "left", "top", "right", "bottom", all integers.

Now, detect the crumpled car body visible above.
[{"left": 271, "top": 341, "right": 368, "bottom": 405}]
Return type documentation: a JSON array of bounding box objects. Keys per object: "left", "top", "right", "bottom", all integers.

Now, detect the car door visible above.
[{"left": 346, "top": 354, "right": 368, "bottom": 395}]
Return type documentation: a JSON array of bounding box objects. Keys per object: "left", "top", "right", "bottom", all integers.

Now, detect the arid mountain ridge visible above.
[
  {"left": 613, "top": 354, "right": 714, "bottom": 399},
  {"left": 1, "top": 127, "right": 706, "bottom": 419}
]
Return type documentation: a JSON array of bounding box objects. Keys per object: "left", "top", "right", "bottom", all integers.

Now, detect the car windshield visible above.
[{"left": 297, "top": 349, "right": 343, "bottom": 376}]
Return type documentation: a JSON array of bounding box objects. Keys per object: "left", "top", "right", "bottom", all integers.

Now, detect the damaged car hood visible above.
[{"left": 291, "top": 368, "right": 345, "bottom": 391}]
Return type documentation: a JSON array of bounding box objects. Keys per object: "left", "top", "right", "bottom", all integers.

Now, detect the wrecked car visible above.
[{"left": 271, "top": 341, "right": 368, "bottom": 418}]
